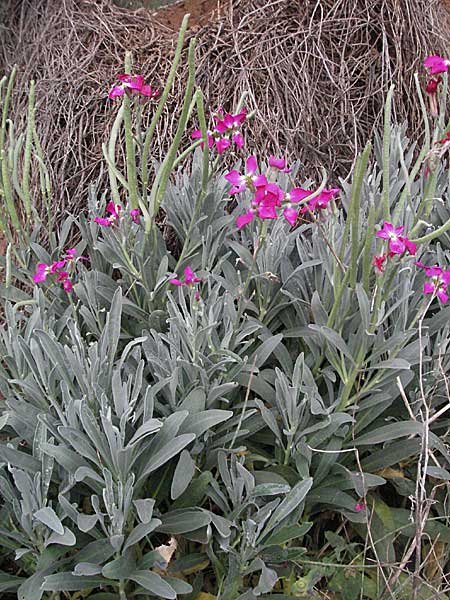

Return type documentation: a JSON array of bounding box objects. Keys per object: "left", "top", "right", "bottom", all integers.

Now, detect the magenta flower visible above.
[
  {"left": 65, "top": 248, "right": 77, "bottom": 259},
  {"left": 372, "top": 254, "right": 387, "bottom": 275},
  {"left": 225, "top": 156, "right": 267, "bottom": 195},
  {"left": 416, "top": 262, "right": 450, "bottom": 303},
  {"left": 255, "top": 183, "right": 284, "bottom": 220},
  {"left": 425, "top": 75, "right": 442, "bottom": 117},
  {"left": 299, "top": 187, "right": 339, "bottom": 213},
  {"left": 169, "top": 266, "right": 202, "bottom": 298},
  {"left": 192, "top": 129, "right": 214, "bottom": 150},
  {"left": 130, "top": 208, "right": 140, "bottom": 224},
  {"left": 62, "top": 278, "right": 73, "bottom": 292},
  {"left": 33, "top": 263, "right": 51, "bottom": 283},
  {"left": 109, "top": 74, "right": 159, "bottom": 100},
  {"left": 33, "top": 259, "right": 66, "bottom": 283},
  {"left": 237, "top": 210, "right": 256, "bottom": 230},
  {"left": 437, "top": 131, "right": 450, "bottom": 145},
  {"left": 213, "top": 109, "right": 247, "bottom": 153},
  {"left": 236, "top": 182, "right": 315, "bottom": 229},
  {"left": 283, "top": 206, "right": 299, "bottom": 226},
  {"left": 424, "top": 55, "right": 450, "bottom": 76},
  {"left": 354, "top": 503, "right": 366, "bottom": 512},
  {"left": 376, "top": 221, "right": 416, "bottom": 255},
  {"left": 268, "top": 156, "right": 291, "bottom": 173},
  {"left": 32, "top": 246, "right": 87, "bottom": 293},
  {"left": 215, "top": 137, "right": 231, "bottom": 155},
  {"left": 94, "top": 202, "right": 121, "bottom": 227}
]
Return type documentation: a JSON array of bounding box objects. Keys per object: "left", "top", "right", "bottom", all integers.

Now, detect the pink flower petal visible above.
[
  {"left": 233, "top": 132, "right": 244, "bottom": 149},
  {"left": 229, "top": 184, "right": 246, "bottom": 195},
  {"left": 237, "top": 210, "right": 255, "bottom": 230},
  {"left": 388, "top": 237, "right": 406, "bottom": 255},
  {"left": 56, "top": 271, "right": 69, "bottom": 282},
  {"left": 130, "top": 208, "right": 140, "bottom": 224},
  {"left": 62, "top": 279, "right": 73, "bottom": 292},
  {"left": 94, "top": 217, "right": 111, "bottom": 227},
  {"left": 252, "top": 174, "right": 268, "bottom": 188},
  {"left": 283, "top": 206, "right": 299, "bottom": 226},
  {"left": 214, "top": 120, "right": 227, "bottom": 135},
  {"left": 184, "top": 266, "right": 195, "bottom": 284},
  {"left": 49, "top": 260, "right": 66, "bottom": 274},
  {"left": 437, "top": 289, "right": 449, "bottom": 303},
  {"left": 33, "top": 263, "right": 49, "bottom": 283},
  {"left": 402, "top": 237, "right": 416, "bottom": 256},
  {"left": 442, "top": 270, "right": 450, "bottom": 285},
  {"left": 423, "top": 282, "right": 435, "bottom": 295},
  {"left": 268, "top": 156, "right": 286, "bottom": 170},
  {"left": 108, "top": 86, "right": 125, "bottom": 99},
  {"left": 246, "top": 155, "right": 257, "bottom": 175},
  {"left": 233, "top": 109, "right": 247, "bottom": 125},
  {"left": 258, "top": 204, "right": 278, "bottom": 220},
  {"left": 424, "top": 55, "right": 450, "bottom": 75},
  {"left": 169, "top": 278, "right": 183, "bottom": 286},
  {"left": 225, "top": 170, "right": 242, "bottom": 186},
  {"left": 216, "top": 137, "right": 231, "bottom": 154},
  {"left": 289, "top": 188, "right": 312, "bottom": 203},
  {"left": 223, "top": 114, "right": 234, "bottom": 128}
]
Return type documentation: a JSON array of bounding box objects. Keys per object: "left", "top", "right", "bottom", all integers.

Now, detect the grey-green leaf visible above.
[
  {"left": 171, "top": 450, "right": 196, "bottom": 500},
  {"left": 34, "top": 507, "right": 64, "bottom": 535}
]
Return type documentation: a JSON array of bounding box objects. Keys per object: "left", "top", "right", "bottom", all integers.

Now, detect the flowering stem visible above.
[
  {"left": 350, "top": 143, "right": 371, "bottom": 287},
  {"left": 381, "top": 85, "right": 394, "bottom": 221},
  {"left": 362, "top": 198, "right": 376, "bottom": 291},
  {"left": 174, "top": 90, "right": 210, "bottom": 272},
  {"left": 22, "top": 79, "right": 35, "bottom": 227},
  {"left": 410, "top": 215, "right": 450, "bottom": 244},
  {"left": 107, "top": 105, "right": 124, "bottom": 206},
  {"left": 172, "top": 140, "right": 203, "bottom": 169},
  {"left": 141, "top": 14, "right": 190, "bottom": 205},
  {"left": 123, "top": 52, "right": 139, "bottom": 210},
  {"left": 233, "top": 220, "right": 269, "bottom": 342},
  {"left": 393, "top": 75, "right": 430, "bottom": 225},
  {"left": 337, "top": 145, "right": 370, "bottom": 278},
  {"left": 0, "top": 67, "right": 21, "bottom": 234},
  {"left": 148, "top": 38, "right": 197, "bottom": 227},
  {"left": 32, "top": 125, "right": 53, "bottom": 236}
]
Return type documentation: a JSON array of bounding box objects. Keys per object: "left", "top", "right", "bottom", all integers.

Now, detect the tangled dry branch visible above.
[{"left": 0, "top": 0, "right": 449, "bottom": 218}]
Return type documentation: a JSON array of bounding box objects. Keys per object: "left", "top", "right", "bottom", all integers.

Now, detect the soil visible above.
[
  {"left": 153, "top": 0, "right": 223, "bottom": 31},
  {"left": 0, "top": 234, "right": 6, "bottom": 260}
]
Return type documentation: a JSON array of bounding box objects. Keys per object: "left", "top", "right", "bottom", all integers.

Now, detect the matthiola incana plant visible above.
[{"left": 2, "top": 15, "right": 450, "bottom": 598}]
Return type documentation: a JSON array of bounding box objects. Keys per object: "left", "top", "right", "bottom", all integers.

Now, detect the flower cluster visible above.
[
  {"left": 416, "top": 262, "right": 450, "bottom": 304},
  {"left": 228, "top": 155, "right": 339, "bottom": 229},
  {"left": 373, "top": 221, "right": 416, "bottom": 274},
  {"left": 424, "top": 55, "right": 449, "bottom": 117},
  {"left": 169, "top": 266, "right": 202, "bottom": 300},
  {"left": 109, "top": 74, "right": 159, "bottom": 100},
  {"left": 94, "top": 202, "right": 140, "bottom": 228},
  {"left": 192, "top": 108, "right": 247, "bottom": 155},
  {"left": 33, "top": 248, "right": 86, "bottom": 292}
]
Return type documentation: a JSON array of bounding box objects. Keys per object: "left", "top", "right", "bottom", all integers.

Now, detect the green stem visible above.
[
  {"left": 232, "top": 220, "right": 270, "bottom": 347},
  {"left": 148, "top": 38, "right": 197, "bottom": 227},
  {"left": 174, "top": 90, "right": 209, "bottom": 271},
  {"left": 123, "top": 52, "right": 139, "bottom": 210},
  {"left": 22, "top": 79, "right": 35, "bottom": 225},
  {"left": 410, "top": 216, "right": 450, "bottom": 244},
  {"left": 362, "top": 198, "right": 375, "bottom": 291},
  {"left": 381, "top": 85, "right": 394, "bottom": 220},
  {"left": 349, "top": 143, "right": 371, "bottom": 288},
  {"left": 141, "top": 14, "right": 190, "bottom": 204},
  {"left": 107, "top": 104, "right": 124, "bottom": 205}
]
